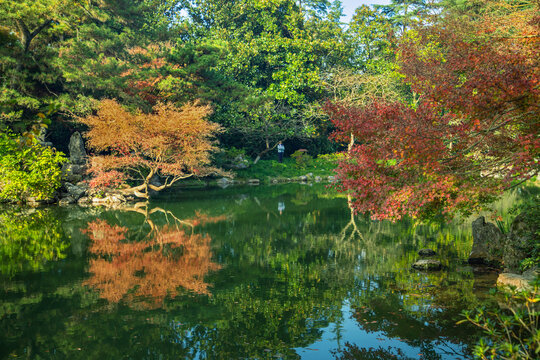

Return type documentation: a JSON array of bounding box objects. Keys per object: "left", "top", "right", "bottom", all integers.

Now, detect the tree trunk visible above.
[
  {"left": 15, "top": 19, "right": 52, "bottom": 53},
  {"left": 121, "top": 172, "right": 193, "bottom": 198},
  {"left": 347, "top": 133, "right": 355, "bottom": 153},
  {"left": 253, "top": 140, "right": 283, "bottom": 164}
]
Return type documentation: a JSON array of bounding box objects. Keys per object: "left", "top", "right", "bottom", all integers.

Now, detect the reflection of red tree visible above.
[{"left": 83, "top": 219, "right": 221, "bottom": 307}]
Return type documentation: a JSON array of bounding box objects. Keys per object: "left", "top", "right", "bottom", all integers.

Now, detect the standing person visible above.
[{"left": 277, "top": 141, "right": 285, "bottom": 163}]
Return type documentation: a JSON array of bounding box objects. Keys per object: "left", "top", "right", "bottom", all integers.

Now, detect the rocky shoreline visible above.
[{"left": 410, "top": 214, "right": 538, "bottom": 292}]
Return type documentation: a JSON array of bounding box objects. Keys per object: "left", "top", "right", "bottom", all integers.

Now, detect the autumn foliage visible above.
[
  {"left": 81, "top": 100, "right": 222, "bottom": 198},
  {"left": 83, "top": 218, "right": 222, "bottom": 308},
  {"left": 328, "top": 2, "right": 539, "bottom": 220}
]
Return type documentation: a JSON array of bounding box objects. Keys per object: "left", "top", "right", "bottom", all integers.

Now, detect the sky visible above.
[{"left": 340, "top": 0, "right": 392, "bottom": 22}]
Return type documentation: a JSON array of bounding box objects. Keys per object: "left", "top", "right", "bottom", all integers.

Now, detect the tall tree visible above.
[
  {"left": 0, "top": 0, "right": 185, "bottom": 134},
  {"left": 327, "top": 0, "right": 539, "bottom": 220},
  {"left": 181, "top": 0, "right": 351, "bottom": 157}
]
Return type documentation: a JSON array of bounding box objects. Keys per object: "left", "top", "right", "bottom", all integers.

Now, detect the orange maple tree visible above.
[
  {"left": 81, "top": 99, "right": 222, "bottom": 198},
  {"left": 83, "top": 216, "right": 222, "bottom": 308}
]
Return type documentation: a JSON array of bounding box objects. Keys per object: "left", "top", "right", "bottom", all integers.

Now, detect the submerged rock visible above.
[{"left": 412, "top": 259, "right": 442, "bottom": 271}]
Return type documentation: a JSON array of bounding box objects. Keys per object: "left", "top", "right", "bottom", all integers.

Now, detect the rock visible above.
[
  {"left": 64, "top": 182, "right": 86, "bottom": 200},
  {"left": 418, "top": 248, "right": 436, "bottom": 257},
  {"left": 61, "top": 163, "right": 86, "bottom": 183},
  {"left": 468, "top": 216, "right": 505, "bottom": 266},
  {"left": 497, "top": 273, "right": 533, "bottom": 291},
  {"left": 315, "top": 176, "right": 322, "bottom": 182},
  {"left": 327, "top": 176, "right": 336, "bottom": 182},
  {"left": 231, "top": 155, "right": 249, "bottom": 169},
  {"left": 26, "top": 197, "right": 51, "bottom": 207},
  {"left": 271, "top": 179, "right": 278, "bottom": 184},
  {"left": 68, "top": 132, "right": 87, "bottom": 164},
  {"left": 148, "top": 174, "right": 162, "bottom": 196},
  {"left": 412, "top": 259, "right": 442, "bottom": 271},
  {"left": 306, "top": 173, "right": 313, "bottom": 178},
  {"left": 91, "top": 193, "right": 126, "bottom": 204},
  {"left": 247, "top": 179, "right": 260, "bottom": 185},
  {"left": 299, "top": 175, "right": 308, "bottom": 182},
  {"left": 62, "top": 163, "right": 86, "bottom": 175},
  {"left": 504, "top": 213, "right": 538, "bottom": 272},
  {"left": 216, "top": 177, "right": 232, "bottom": 188},
  {"left": 77, "top": 197, "right": 91, "bottom": 205},
  {"left": 59, "top": 196, "right": 76, "bottom": 206}
]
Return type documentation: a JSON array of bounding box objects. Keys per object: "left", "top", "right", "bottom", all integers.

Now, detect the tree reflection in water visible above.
[
  {"left": 0, "top": 207, "right": 68, "bottom": 277},
  {"left": 82, "top": 204, "right": 225, "bottom": 308}
]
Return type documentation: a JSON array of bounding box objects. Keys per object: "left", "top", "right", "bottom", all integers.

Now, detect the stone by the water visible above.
[
  {"left": 497, "top": 273, "right": 533, "bottom": 291},
  {"left": 68, "top": 132, "right": 87, "bottom": 165},
  {"left": 468, "top": 216, "right": 505, "bottom": 266},
  {"left": 412, "top": 259, "right": 442, "bottom": 271}
]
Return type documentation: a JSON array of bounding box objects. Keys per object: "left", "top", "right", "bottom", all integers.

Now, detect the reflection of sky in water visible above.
[{"left": 297, "top": 303, "right": 468, "bottom": 360}]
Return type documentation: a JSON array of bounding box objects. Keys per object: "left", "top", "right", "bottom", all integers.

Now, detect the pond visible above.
[{"left": 0, "top": 183, "right": 513, "bottom": 359}]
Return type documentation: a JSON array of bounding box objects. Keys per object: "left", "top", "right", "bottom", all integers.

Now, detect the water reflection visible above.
[
  {"left": 0, "top": 207, "right": 68, "bottom": 277},
  {"left": 83, "top": 205, "right": 224, "bottom": 308},
  {"left": 1, "top": 184, "right": 528, "bottom": 359}
]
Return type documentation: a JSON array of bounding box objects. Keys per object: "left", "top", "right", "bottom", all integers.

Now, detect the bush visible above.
[
  {"left": 460, "top": 283, "right": 539, "bottom": 360},
  {"left": 291, "top": 149, "right": 313, "bottom": 169},
  {"left": 512, "top": 198, "right": 540, "bottom": 271},
  {"left": 213, "top": 147, "right": 250, "bottom": 169},
  {"left": 0, "top": 131, "right": 66, "bottom": 202}
]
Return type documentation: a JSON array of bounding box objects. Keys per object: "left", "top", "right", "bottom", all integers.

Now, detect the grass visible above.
[{"left": 234, "top": 156, "right": 338, "bottom": 182}]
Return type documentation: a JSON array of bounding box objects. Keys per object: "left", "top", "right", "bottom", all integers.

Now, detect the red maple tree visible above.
[{"left": 327, "top": 2, "right": 539, "bottom": 220}]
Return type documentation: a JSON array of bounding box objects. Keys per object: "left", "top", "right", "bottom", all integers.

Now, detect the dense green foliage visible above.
[{"left": 0, "top": 131, "right": 66, "bottom": 202}]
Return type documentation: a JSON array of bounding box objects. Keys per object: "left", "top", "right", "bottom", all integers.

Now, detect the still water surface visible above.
[{"left": 1, "top": 184, "right": 504, "bottom": 359}]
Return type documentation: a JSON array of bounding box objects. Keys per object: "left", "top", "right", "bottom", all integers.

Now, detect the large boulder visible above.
[
  {"left": 497, "top": 272, "right": 534, "bottom": 291},
  {"left": 58, "top": 196, "right": 76, "bottom": 206},
  {"left": 68, "top": 132, "right": 87, "bottom": 165},
  {"left": 61, "top": 163, "right": 87, "bottom": 183},
  {"left": 468, "top": 216, "right": 505, "bottom": 266},
  {"left": 504, "top": 213, "right": 538, "bottom": 272},
  {"left": 64, "top": 182, "right": 87, "bottom": 200}
]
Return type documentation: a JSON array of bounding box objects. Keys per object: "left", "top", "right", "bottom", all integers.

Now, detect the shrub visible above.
[
  {"left": 0, "top": 131, "right": 66, "bottom": 202},
  {"left": 460, "top": 283, "right": 539, "bottom": 360},
  {"left": 213, "top": 147, "right": 250, "bottom": 169},
  {"left": 291, "top": 149, "right": 313, "bottom": 169}
]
